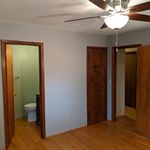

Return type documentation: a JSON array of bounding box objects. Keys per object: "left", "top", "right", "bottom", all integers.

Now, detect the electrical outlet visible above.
[{"left": 67, "top": 114, "right": 71, "bottom": 120}]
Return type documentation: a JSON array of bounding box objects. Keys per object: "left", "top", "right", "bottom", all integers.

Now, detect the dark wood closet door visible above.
[
  {"left": 125, "top": 52, "right": 137, "bottom": 108},
  {"left": 136, "top": 45, "right": 150, "bottom": 138},
  {"left": 87, "top": 47, "right": 107, "bottom": 125}
]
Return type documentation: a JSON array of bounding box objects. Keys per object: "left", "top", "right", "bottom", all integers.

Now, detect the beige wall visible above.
[
  {"left": 116, "top": 48, "right": 137, "bottom": 117},
  {"left": 125, "top": 48, "right": 137, "bottom": 53},
  {"left": 116, "top": 49, "right": 125, "bottom": 117}
]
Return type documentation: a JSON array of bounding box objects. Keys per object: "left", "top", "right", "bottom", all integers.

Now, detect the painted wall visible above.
[
  {"left": 0, "top": 22, "right": 149, "bottom": 149},
  {"left": 107, "top": 48, "right": 112, "bottom": 120},
  {"left": 126, "top": 48, "right": 137, "bottom": 53},
  {"left": 0, "top": 46, "right": 5, "bottom": 150},
  {"left": 12, "top": 45, "right": 39, "bottom": 119},
  {"left": 108, "top": 28, "right": 150, "bottom": 47},
  {"left": 13, "top": 46, "right": 22, "bottom": 119},
  {"left": 116, "top": 49, "right": 125, "bottom": 117},
  {"left": 0, "top": 21, "right": 108, "bottom": 149}
]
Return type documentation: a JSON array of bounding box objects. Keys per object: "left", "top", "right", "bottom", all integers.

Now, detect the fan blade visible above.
[
  {"left": 38, "top": 13, "right": 73, "bottom": 19},
  {"left": 127, "top": 0, "right": 131, "bottom": 4},
  {"left": 59, "top": 2, "right": 84, "bottom": 7},
  {"left": 129, "top": 2, "right": 150, "bottom": 13},
  {"left": 128, "top": 14, "right": 150, "bottom": 22},
  {"left": 64, "top": 16, "right": 100, "bottom": 22},
  {"left": 100, "top": 23, "right": 107, "bottom": 29},
  {"left": 89, "top": 0, "right": 111, "bottom": 10}
]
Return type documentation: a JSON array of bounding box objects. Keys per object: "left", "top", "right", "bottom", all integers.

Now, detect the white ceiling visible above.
[{"left": 0, "top": 0, "right": 149, "bottom": 35}]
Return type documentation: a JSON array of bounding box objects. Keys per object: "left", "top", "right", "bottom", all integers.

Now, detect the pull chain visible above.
[
  {"left": 120, "top": 0, "right": 122, "bottom": 12},
  {"left": 119, "top": 0, "right": 122, "bottom": 8},
  {"left": 115, "top": 29, "right": 119, "bottom": 52}
]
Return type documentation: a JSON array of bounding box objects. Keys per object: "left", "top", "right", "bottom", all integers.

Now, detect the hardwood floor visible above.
[
  {"left": 112, "top": 106, "right": 136, "bottom": 132},
  {"left": 8, "top": 119, "right": 150, "bottom": 150},
  {"left": 114, "top": 116, "right": 136, "bottom": 132},
  {"left": 125, "top": 106, "right": 136, "bottom": 120}
]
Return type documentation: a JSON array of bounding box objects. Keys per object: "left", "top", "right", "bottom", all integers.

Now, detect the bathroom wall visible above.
[
  {"left": 12, "top": 45, "right": 39, "bottom": 119},
  {"left": 13, "top": 47, "right": 22, "bottom": 119}
]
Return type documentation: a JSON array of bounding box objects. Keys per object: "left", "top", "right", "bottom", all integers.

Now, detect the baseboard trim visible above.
[{"left": 46, "top": 125, "right": 87, "bottom": 139}]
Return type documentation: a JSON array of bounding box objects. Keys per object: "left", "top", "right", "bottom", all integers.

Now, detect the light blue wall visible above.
[
  {"left": 0, "top": 46, "right": 5, "bottom": 150},
  {"left": 0, "top": 22, "right": 107, "bottom": 149},
  {"left": 12, "top": 45, "right": 39, "bottom": 119},
  {"left": 1, "top": 21, "right": 149, "bottom": 150},
  {"left": 108, "top": 28, "right": 150, "bottom": 47}
]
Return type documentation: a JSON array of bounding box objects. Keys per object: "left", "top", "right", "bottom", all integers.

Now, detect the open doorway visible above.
[
  {"left": 111, "top": 44, "right": 141, "bottom": 133},
  {"left": 112, "top": 45, "right": 150, "bottom": 138},
  {"left": 115, "top": 48, "right": 137, "bottom": 132},
  {"left": 1, "top": 40, "right": 45, "bottom": 148}
]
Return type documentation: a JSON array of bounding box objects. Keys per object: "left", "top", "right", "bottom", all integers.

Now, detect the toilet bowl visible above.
[{"left": 24, "top": 103, "right": 36, "bottom": 122}]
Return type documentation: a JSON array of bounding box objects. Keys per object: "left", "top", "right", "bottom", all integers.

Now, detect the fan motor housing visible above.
[{"left": 107, "top": 0, "right": 128, "bottom": 11}]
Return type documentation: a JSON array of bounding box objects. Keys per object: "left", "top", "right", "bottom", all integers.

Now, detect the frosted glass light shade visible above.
[{"left": 104, "top": 14, "right": 129, "bottom": 29}]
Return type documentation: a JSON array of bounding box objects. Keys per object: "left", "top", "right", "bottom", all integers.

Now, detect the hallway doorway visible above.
[
  {"left": 111, "top": 44, "right": 140, "bottom": 133},
  {"left": 116, "top": 48, "right": 137, "bottom": 129}
]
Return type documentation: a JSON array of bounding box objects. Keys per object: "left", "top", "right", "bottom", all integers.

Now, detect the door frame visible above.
[
  {"left": 111, "top": 44, "right": 141, "bottom": 121},
  {"left": 1, "top": 40, "right": 46, "bottom": 147},
  {"left": 87, "top": 46, "right": 107, "bottom": 125}
]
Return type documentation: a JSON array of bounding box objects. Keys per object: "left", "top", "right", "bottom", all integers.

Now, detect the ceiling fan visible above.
[{"left": 64, "top": 0, "right": 150, "bottom": 29}]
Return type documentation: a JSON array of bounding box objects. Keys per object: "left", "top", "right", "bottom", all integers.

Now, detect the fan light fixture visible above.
[{"left": 104, "top": 14, "right": 129, "bottom": 29}]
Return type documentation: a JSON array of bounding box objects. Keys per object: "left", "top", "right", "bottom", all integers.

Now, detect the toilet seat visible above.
[{"left": 24, "top": 103, "right": 36, "bottom": 109}]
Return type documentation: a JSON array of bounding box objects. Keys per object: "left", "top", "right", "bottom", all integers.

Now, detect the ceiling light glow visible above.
[{"left": 104, "top": 14, "right": 129, "bottom": 29}]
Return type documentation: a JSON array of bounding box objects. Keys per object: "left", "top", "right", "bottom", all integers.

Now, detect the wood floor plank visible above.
[
  {"left": 51, "top": 133, "right": 90, "bottom": 150},
  {"left": 115, "top": 116, "right": 136, "bottom": 132},
  {"left": 7, "top": 119, "right": 150, "bottom": 150},
  {"left": 125, "top": 106, "right": 136, "bottom": 120}
]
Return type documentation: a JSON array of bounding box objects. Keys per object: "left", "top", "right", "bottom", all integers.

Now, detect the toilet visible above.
[{"left": 24, "top": 103, "right": 36, "bottom": 122}]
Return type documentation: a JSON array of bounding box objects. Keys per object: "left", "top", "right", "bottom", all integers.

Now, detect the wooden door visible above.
[
  {"left": 125, "top": 52, "right": 137, "bottom": 108},
  {"left": 136, "top": 45, "right": 150, "bottom": 138},
  {"left": 87, "top": 47, "right": 107, "bottom": 125},
  {"left": 6, "top": 45, "right": 15, "bottom": 145}
]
